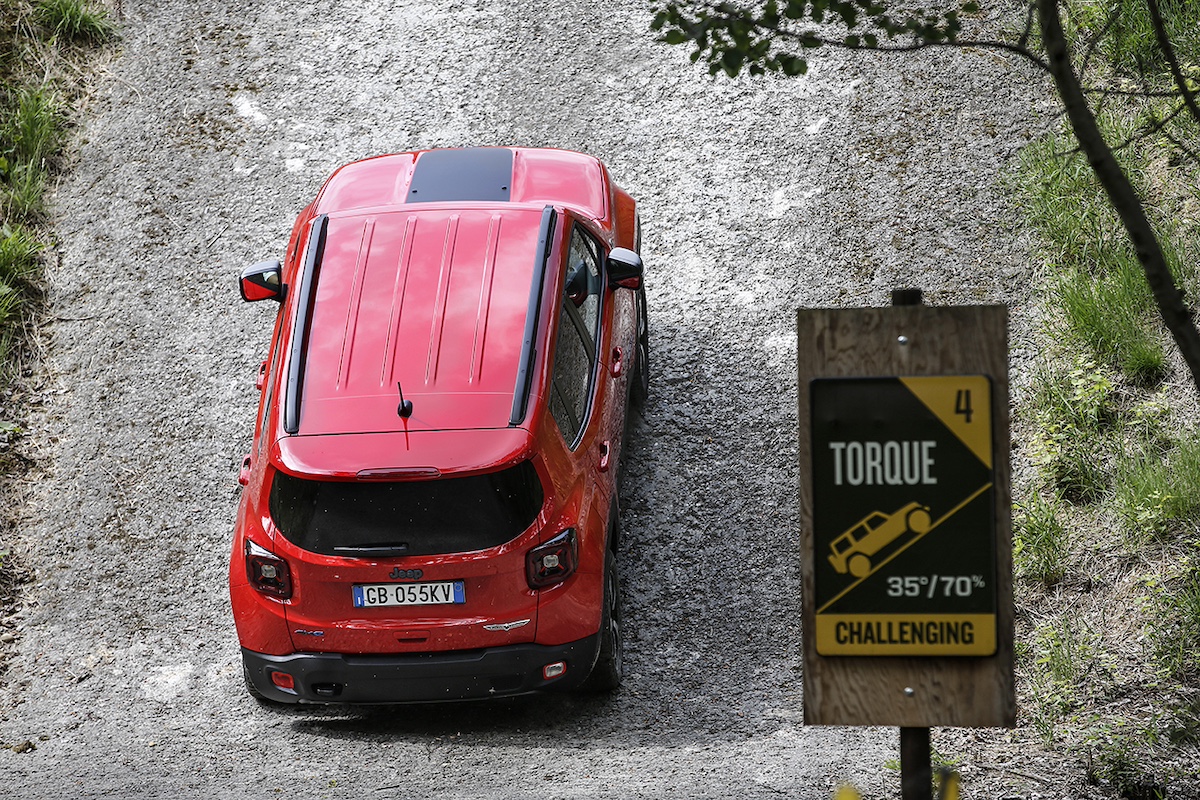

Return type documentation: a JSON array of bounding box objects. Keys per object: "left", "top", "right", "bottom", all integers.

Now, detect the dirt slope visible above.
[{"left": 0, "top": 0, "right": 1088, "bottom": 796}]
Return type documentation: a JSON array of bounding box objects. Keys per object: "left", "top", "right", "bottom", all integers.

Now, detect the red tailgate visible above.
[{"left": 278, "top": 535, "right": 540, "bottom": 654}]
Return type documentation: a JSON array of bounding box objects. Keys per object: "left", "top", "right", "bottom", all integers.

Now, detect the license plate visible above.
[{"left": 352, "top": 581, "right": 465, "bottom": 608}]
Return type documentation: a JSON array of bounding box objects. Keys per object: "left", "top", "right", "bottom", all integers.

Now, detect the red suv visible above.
[{"left": 230, "top": 148, "right": 648, "bottom": 703}]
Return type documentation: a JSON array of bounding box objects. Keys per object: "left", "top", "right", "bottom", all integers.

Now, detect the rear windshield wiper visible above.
[{"left": 331, "top": 544, "right": 409, "bottom": 557}]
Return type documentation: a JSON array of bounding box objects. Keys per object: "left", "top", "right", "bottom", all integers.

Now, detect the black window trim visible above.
[
  {"left": 510, "top": 206, "right": 557, "bottom": 426},
  {"left": 283, "top": 213, "right": 329, "bottom": 435},
  {"left": 551, "top": 219, "right": 607, "bottom": 451}
]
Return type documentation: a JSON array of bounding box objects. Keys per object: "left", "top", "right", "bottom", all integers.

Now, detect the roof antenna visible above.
[{"left": 396, "top": 382, "right": 413, "bottom": 418}]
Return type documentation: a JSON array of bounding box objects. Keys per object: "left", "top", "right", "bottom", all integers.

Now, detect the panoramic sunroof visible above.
[{"left": 405, "top": 148, "right": 513, "bottom": 203}]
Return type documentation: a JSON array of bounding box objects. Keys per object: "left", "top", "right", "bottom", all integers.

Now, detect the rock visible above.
[{"left": 11, "top": 740, "right": 36, "bottom": 754}]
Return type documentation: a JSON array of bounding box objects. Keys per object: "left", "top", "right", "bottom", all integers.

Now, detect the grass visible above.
[
  {"left": 33, "top": 0, "right": 115, "bottom": 44},
  {"left": 1016, "top": 122, "right": 1184, "bottom": 386},
  {"left": 1022, "top": 613, "right": 1102, "bottom": 746},
  {"left": 0, "top": 223, "right": 43, "bottom": 287},
  {"left": 0, "top": 285, "right": 21, "bottom": 362},
  {"left": 1037, "top": 614, "right": 1098, "bottom": 690},
  {"left": 0, "top": 0, "right": 112, "bottom": 377},
  {"left": 2, "top": 162, "right": 47, "bottom": 220},
  {"left": 0, "top": 223, "right": 43, "bottom": 363},
  {"left": 1065, "top": 0, "right": 1200, "bottom": 86},
  {"left": 1116, "top": 437, "right": 1200, "bottom": 543},
  {"left": 1086, "top": 724, "right": 1169, "bottom": 800},
  {"left": 0, "top": 0, "right": 114, "bottom": 643},
  {"left": 1028, "top": 360, "right": 1116, "bottom": 503},
  {"left": 1056, "top": 264, "right": 1166, "bottom": 384},
  {"left": 1031, "top": 359, "right": 1116, "bottom": 431},
  {"left": 1013, "top": 0, "right": 1200, "bottom": 788},
  {"left": 1147, "top": 553, "right": 1200, "bottom": 682},
  {"left": 2, "top": 86, "right": 64, "bottom": 222},
  {"left": 5, "top": 86, "right": 64, "bottom": 168},
  {"left": 1014, "top": 491, "right": 1070, "bottom": 585}
]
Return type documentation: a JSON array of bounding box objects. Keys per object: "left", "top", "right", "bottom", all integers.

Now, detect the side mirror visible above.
[
  {"left": 239, "top": 260, "right": 285, "bottom": 302},
  {"left": 607, "top": 247, "right": 643, "bottom": 290}
]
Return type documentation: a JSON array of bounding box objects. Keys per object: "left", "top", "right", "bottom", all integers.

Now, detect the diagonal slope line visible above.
[{"left": 815, "top": 483, "right": 994, "bottom": 615}]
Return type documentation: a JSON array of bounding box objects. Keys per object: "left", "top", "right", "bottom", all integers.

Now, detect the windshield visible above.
[{"left": 269, "top": 461, "right": 544, "bottom": 556}]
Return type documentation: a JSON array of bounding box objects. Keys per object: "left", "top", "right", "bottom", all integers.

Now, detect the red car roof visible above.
[
  {"left": 286, "top": 148, "right": 610, "bottom": 441},
  {"left": 313, "top": 148, "right": 608, "bottom": 220},
  {"left": 298, "top": 206, "right": 543, "bottom": 435}
]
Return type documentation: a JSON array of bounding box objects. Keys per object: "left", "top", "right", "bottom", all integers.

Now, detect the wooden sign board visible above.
[{"left": 798, "top": 306, "right": 1015, "bottom": 728}]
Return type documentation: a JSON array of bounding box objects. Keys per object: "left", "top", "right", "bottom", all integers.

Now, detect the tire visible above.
[
  {"left": 581, "top": 546, "right": 622, "bottom": 693},
  {"left": 630, "top": 286, "right": 650, "bottom": 411},
  {"left": 848, "top": 553, "right": 872, "bottom": 579},
  {"left": 907, "top": 507, "right": 932, "bottom": 535}
]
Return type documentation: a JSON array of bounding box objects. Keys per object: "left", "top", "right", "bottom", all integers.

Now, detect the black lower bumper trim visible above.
[{"left": 242, "top": 634, "right": 600, "bottom": 704}]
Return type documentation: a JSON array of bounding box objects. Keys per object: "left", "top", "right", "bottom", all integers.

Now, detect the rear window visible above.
[{"left": 269, "top": 462, "right": 544, "bottom": 557}]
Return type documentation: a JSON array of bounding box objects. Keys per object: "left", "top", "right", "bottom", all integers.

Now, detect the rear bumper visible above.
[{"left": 242, "top": 634, "right": 600, "bottom": 704}]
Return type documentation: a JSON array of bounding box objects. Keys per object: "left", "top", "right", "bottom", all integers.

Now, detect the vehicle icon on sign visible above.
[{"left": 828, "top": 501, "right": 933, "bottom": 578}]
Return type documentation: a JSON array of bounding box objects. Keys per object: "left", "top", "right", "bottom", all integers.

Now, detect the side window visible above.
[
  {"left": 566, "top": 229, "right": 601, "bottom": 345},
  {"left": 549, "top": 225, "right": 603, "bottom": 447},
  {"left": 255, "top": 312, "right": 286, "bottom": 458}
]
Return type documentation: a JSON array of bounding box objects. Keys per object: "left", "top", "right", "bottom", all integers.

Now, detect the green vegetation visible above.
[
  {"left": 1, "top": 0, "right": 112, "bottom": 370},
  {"left": 1016, "top": 115, "right": 1197, "bottom": 385},
  {"left": 1064, "top": 0, "right": 1200, "bottom": 83},
  {"left": 1023, "top": 612, "right": 1107, "bottom": 747},
  {"left": 1027, "top": 360, "right": 1115, "bottom": 503},
  {"left": 1013, "top": 490, "right": 1069, "bottom": 585},
  {"left": 33, "top": 0, "right": 115, "bottom": 44},
  {"left": 1147, "top": 556, "right": 1200, "bottom": 683},
  {"left": 0, "top": 224, "right": 43, "bottom": 361},
  {"left": 1016, "top": 0, "right": 1200, "bottom": 791},
  {"left": 1116, "top": 437, "right": 1200, "bottom": 543},
  {"left": 6, "top": 86, "right": 65, "bottom": 170},
  {"left": 1085, "top": 722, "right": 1171, "bottom": 800}
]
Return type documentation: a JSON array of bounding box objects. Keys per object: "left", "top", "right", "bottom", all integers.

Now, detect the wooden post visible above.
[{"left": 900, "top": 726, "right": 932, "bottom": 800}]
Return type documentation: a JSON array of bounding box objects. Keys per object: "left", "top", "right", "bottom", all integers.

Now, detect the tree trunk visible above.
[{"left": 1037, "top": 0, "right": 1200, "bottom": 394}]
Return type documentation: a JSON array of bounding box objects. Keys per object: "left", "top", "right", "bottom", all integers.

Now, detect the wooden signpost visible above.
[{"left": 797, "top": 295, "right": 1015, "bottom": 797}]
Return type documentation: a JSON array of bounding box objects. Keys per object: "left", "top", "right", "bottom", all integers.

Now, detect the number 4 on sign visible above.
[
  {"left": 954, "top": 389, "right": 973, "bottom": 423},
  {"left": 898, "top": 375, "right": 992, "bottom": 469}
]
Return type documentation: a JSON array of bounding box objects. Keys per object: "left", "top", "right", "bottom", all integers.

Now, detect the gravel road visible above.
[{"left": 0, "top": 0, "right": 1096, "bottom": 796}]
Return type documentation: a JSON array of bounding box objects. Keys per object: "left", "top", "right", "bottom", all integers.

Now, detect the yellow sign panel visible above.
[
  {"left": 899, "top": 376, "right": 992, "bottom": 469},
  {"left": 815, "top": 614, "right": 996, "bottom": 657}
]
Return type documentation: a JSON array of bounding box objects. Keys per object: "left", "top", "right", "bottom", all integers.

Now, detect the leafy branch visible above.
[
  {"left": 651, "top": 0, "right": 1200, "bottom": 395},
  {"left": 650, "top": 0, "right": 1047, "bottom": 77}
]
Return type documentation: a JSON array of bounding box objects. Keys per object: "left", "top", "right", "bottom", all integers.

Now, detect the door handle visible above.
[
  {"left": 255, "top": 360, "right": 268, "bottom": 390},
  {"left": 610, "top": 347, "right": 624, "bottom": 378},
  {"left": 238, "top": 455, "right": 252, "bottom": 486},
  {"left": 598, "top": 441, "right": 611, "bottom": 473}
]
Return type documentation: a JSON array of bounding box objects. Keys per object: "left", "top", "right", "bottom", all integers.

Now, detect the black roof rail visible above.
[
  {"left": 509, "top": 206, "right": 557, "bottom": 426},
  {"left": 283, "top": 214, "right": 329, "bottom": 435}
]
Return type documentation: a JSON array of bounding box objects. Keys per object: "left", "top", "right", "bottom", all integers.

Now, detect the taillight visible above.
[
  {"left": 245, "top": 539, "right": 292, "bottom": 598},
  {"left": 526, "top": 529, "right": 578, "bottom": 589}
]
